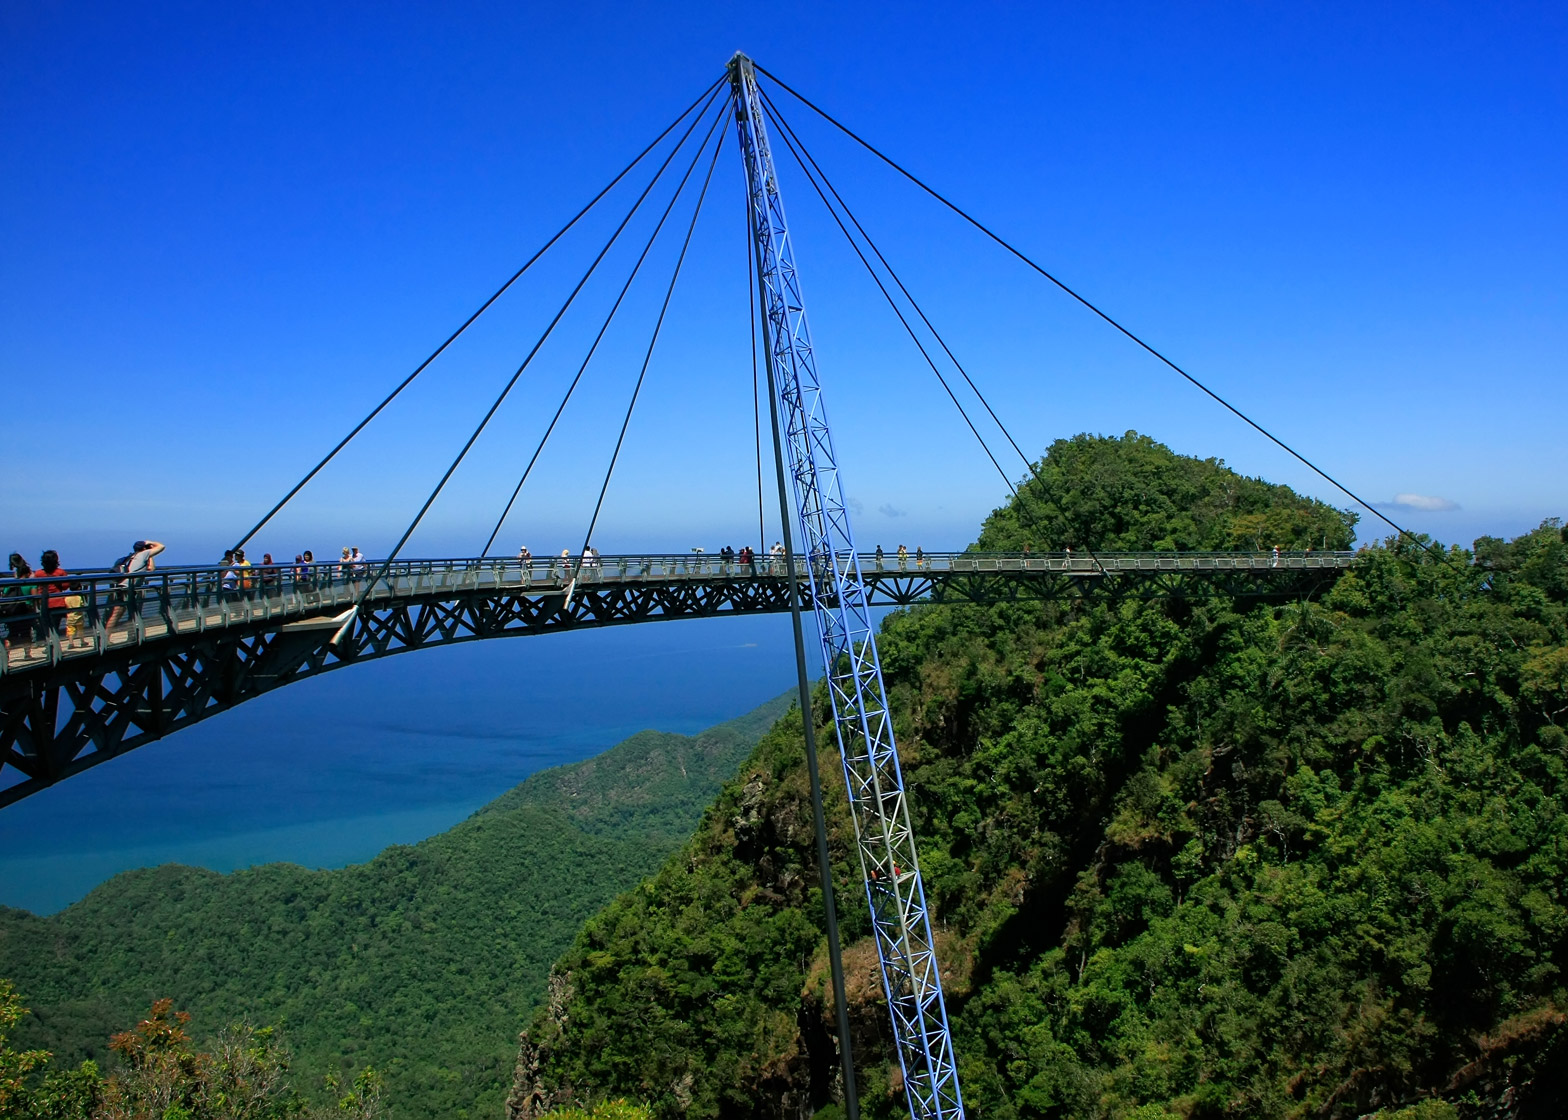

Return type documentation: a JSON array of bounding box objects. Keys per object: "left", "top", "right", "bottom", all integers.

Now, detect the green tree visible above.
[
  {"left": 537, "top": 1100, "right": 652, "bottom": 1120},
  {"left": 0, "top": 979, "right": 100, "bottom": 1120},
  {"left": 0, "top": 697, "right": 791, "bottom": 1120},
  {"left": 509, "top": 435, "right": 1567, "bottom": 1119}
]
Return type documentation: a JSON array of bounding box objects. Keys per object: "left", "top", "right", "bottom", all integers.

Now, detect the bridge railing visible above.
[
  {"left": 858, "top": 549, "right": 1355, "bottom": 574},
  {"left": 0, "top": 555, "right": 797, "bottom": 674},
  {"left": 0, "top": 550, "right": 1356, "bottom": 676}
]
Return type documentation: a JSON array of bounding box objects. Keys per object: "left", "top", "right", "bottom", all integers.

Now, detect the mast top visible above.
[{"left": 728, "top": 51, "right": 756, "bottom": 81}]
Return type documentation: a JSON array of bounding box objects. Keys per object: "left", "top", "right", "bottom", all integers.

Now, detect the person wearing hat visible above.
[{"left": 106, "top": 539, "right": 165, "bottom": 628}]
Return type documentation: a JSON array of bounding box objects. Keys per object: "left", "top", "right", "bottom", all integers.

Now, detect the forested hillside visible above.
[
  {"left": 0, "top": 692, "right": 792, "bottom": 1120},
  {"left": 509, "top": 433, "right": 1568, "bottom": 1120}
]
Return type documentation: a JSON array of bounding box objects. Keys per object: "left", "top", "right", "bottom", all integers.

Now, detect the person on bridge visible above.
[
  {"left": 1272, "top": 545, "right": 1280, "bottom": 568},
  {"left": 260, "top": 553, "right": 281, "bottom": 592},
  {"left": 106, "top": 539, "right": 166, "bottom": 628},
  {"left": 215, "top": 550, "right": 235, "bottom": 604},
  {"left": 32, "top": 550, "right": 79, "bottom": 641},
  {"left": 915, "top": 546, "right": 924, "bottom": 569},
  {"left": 875, "top": 544, "right": 884, "bottom": 569},
  {"left": 897, "top": 544, "right": 908, "bottom": 570},
  {"left": 2, "top": 553, "right": 37, "bottom": 650},
  {"left": 236, "top": 549, "right": 253, "bottom": 598},
  {"left": 221, "top": 553, "right": 241, "bottom": 601}
]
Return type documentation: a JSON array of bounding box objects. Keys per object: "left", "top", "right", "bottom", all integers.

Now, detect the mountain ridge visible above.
[
  {"left": 0, "top": 689, "right": 795, "bottom": 1120},
  {"left": 506, "top": 432, "right": 1568, "bottom": 1120}
]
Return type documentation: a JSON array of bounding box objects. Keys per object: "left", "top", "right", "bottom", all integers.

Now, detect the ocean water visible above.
[{"left": 0, "top": 613, "right": 816, "bottom": 914}]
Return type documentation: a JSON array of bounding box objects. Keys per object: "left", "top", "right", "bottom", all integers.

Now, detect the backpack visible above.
[{"left": 113, "top": 555, "right": 133, "bottom": 574}]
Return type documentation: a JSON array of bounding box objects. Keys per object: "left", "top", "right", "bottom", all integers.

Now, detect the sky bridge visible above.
[
  {"left": 0, "top": 548, "right": 1353, "bottom": 809},
  {"left": 0, "top": 51, "right": 1420, "bottom": 1120}
]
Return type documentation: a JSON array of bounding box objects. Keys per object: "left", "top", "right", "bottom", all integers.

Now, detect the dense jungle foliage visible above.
[
  {"left": 510, "top": 433, "right": 1568, "bottom": 1119},
  {"left": 2, "top": 980, "right": 647, "bottom": 1120},
  {"left": 0, "top": 694, "right": 791, "bottom": 1120},
  {"left": 1, "top": 980, "right": 386, "bottom": 1120}
]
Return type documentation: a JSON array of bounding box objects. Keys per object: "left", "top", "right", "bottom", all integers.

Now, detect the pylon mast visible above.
[{"left": 727, "top": 53, "right": 965, "bottom": 1120}]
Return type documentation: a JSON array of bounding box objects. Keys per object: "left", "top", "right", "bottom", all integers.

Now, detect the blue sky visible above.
[{"left": 3, "top": 2, "right": 1564, "bottom": 567}]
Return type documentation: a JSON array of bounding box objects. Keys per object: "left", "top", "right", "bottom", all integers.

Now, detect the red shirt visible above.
[{"left": 32, "top": 567, "right": 71, "bottom": 609}]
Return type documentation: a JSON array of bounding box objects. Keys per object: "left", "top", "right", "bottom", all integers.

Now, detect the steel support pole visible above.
[
  {"left": 752, "top": 198, "right": 862, "bottom": 1120},
  {"left": 728, "top": 52, "right": 966, "bottom": 1120}
]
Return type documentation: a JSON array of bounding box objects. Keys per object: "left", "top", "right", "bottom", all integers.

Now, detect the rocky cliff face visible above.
[{"left": 508, "top": 970, "right": 576, "bottom": 1120}]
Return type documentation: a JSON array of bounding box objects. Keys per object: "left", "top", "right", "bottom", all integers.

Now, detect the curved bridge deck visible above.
[{"left": 0, "top": 551, "right": 1354, "bottom": 805}]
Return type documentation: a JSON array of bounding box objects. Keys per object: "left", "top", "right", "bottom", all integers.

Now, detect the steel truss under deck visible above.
[
  {"left": 0, "top": 575, "right": 793, "bottom": 808},
  {"left": 730, "top": 53, "right": 964, "bottom": 1120}
]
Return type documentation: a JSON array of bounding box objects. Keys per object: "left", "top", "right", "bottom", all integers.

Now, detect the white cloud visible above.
[
  {"left": 1386, "top": 493, "right": 1461, "bottom": 512},
  {"left": 878, "top": 503, "right": 907, "bottom": 518}
]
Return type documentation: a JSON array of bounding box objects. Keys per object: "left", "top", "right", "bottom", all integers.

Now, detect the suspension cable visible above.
[
  {"left": 233, "top": 73, "right": 726, "bottom": 554},
  {"left": 574, "top": 103, "right": 729, "bottom": 570},
  {"left": 337, "top": 89, "right": 729, "bottom": 628},
  {"left": 481, "top": 102, "right": 731, "bottom": 556},
  {"left": 762, "top": 95, "right": 1109, "bottom": 568},
  {"left": 763, "top": 91, "right": 1101, "bottom": 562},
  {"left": 755, "top": 63, "right": 1427, "bottom": 550},
  {"left": 762, "top": 89, "right": 1039, "bottom": 478},
  {"left": 765, "top": 108, "right": 1022, "bottom": 508}
]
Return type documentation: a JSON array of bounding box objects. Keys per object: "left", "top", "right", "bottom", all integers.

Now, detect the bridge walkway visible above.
[
  {"left": 0, "top": 549, "right": 1354, "bottom": 805},
  {"left": 1, "top": 550, "right": 1356, "bottom": 679}
]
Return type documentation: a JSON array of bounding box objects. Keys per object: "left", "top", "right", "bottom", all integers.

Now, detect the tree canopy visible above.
[
  {"left": 1, "top": 696, "right": 791, "bottom": 1120},
  {"left": 511, "top": 433, "right": 1566, "bottom": 1119}
]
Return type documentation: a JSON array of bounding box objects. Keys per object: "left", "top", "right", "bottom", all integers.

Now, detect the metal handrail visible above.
[
  {"left": 0, "top": 550, "right": 1358, "bottom": 678},
  {"left": 0, "top": 548, "right": 1356, "bottom": 588}
]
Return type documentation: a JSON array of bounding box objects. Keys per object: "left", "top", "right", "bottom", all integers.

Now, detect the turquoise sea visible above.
[{"left": 0, "top": 613, "right": 814, "bottom": 914}]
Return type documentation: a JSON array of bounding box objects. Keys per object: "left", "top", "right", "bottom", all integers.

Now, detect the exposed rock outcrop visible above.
[{"left": 506, "top": 970, "right": 575, "bottom": 1120}]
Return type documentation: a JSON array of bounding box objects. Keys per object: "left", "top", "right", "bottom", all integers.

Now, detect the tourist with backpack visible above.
[{"left": 106, "top": 540, "right": 165, "bottom": 628}]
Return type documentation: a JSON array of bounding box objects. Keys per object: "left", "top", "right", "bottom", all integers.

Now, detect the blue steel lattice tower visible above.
[{"left": 727, "top": 54, "right": 966, "bottom": 1120}]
